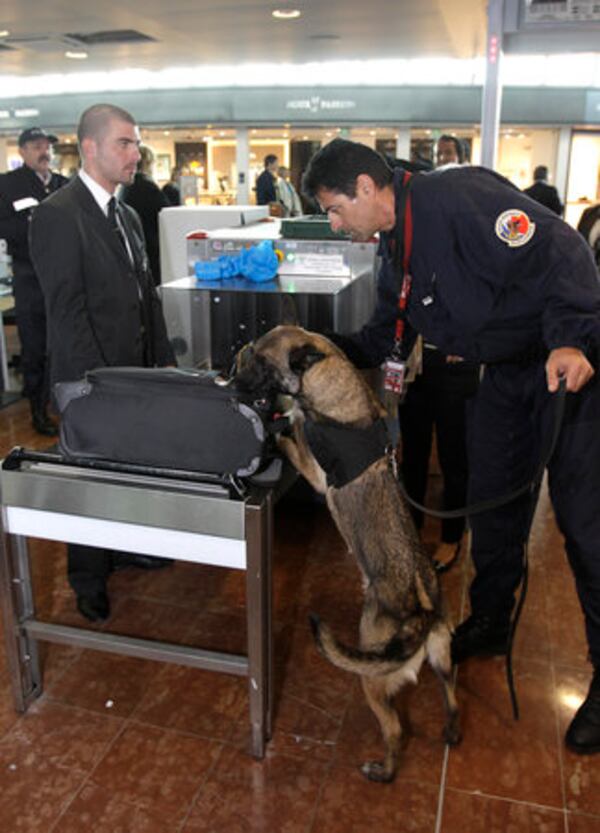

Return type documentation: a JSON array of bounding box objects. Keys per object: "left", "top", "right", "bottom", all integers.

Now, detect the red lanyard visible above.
[{"left": 391, "top": 171, "right": 414, "bottom": 359}]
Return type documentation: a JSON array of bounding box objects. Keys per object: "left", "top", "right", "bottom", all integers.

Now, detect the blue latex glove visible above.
[{"left": 195, "top": 240, "right": 279, "bottom": 283}]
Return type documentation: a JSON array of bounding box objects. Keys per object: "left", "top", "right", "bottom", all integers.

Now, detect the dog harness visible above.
[{"left": 303, "top": 417, "right": 389, "bottom": 489}]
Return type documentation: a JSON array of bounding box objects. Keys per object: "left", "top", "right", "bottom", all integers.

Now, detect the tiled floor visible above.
[{"left": 0, "top": 395, "right": 599, "bottom": 831}]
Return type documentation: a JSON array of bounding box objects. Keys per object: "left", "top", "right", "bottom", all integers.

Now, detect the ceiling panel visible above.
[{"left": 0, "top": 0, "right": 488, "bottom": 75}]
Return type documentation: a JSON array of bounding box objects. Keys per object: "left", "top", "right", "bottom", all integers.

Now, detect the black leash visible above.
[{"left": 394, "top": 377, "right": 568, "bottom": 720}]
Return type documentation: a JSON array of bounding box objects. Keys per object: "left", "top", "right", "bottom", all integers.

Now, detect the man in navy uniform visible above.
[
  {"left": 524, "top": 165, "right": 564, "bottom": 216},
  {"left": 255, "top": 154, "right": 279, "bottom": 206},
  {"left": 302, "top": 138, "right": 600, "bottom": 755},
  {"left": 0, "top": 127, "right": 68, "bottom": 434}
]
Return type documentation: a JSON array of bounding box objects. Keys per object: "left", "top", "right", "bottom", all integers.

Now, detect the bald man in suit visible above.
[{"left": 30, "top": 103, "right": 175, "bottom": 622}]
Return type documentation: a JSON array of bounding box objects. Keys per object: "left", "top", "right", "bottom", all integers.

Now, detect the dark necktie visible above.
[{"left": 107, "top": 196, "right": 130, "bottom": 258}]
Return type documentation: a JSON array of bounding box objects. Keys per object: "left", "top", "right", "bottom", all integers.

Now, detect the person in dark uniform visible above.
[
  {"left": 255, "top": 154, "right": 279, "bottom": 205},
  {"left": 30, "top": 104, "right": 176, "bottom": 624},
  {"left": 0, "top": 127, "right": 68, "bottom": 435},
  {"left": 162, "top": 166, "right": 182, "bottom": 206},
  {"left": 436, "top": 134, "right": 465, "bottom": 167},
  {"left": 121, "top": 144, "right": 169, "bottom": 285},
  {"left": 523, "top": 165, "right": 563, "bottom": 216},
  {"left": 399, "top": 135, "right": 479, "bottom": 572},
  {"left": 302, "top": 138, "right": 600, "bottom": 756}
]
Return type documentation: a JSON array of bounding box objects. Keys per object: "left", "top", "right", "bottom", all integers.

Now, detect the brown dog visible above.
[{"left": 236, "top": 325, "right": 460, "bottom": 782}]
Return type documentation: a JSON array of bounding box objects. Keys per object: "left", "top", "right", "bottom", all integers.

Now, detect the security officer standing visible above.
[
  {"left": 0, "top": 127, "right": 68, "bottom": 435},
  {"left": 301, "top": 138, "right": 600, "bottom": 756}
]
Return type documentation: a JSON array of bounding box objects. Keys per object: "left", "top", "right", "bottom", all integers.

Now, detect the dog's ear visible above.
[
  {"left": 280, "top": 295, "right": 298, "bottom": 326},
  {"left": 235, "top": 342, "right": 255, "bottom": 373},
  {"left": 289, "top": 344, "right": 326, "bottom": 376}
]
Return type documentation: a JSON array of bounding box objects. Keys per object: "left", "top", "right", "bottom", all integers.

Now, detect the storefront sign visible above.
[{"left": 285, "top": 96, "right": 357, "bottom": 114}]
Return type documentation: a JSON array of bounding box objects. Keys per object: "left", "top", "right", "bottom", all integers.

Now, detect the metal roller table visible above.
[{"left": 0, "top": 447, "right": 284, "bottom": 758}]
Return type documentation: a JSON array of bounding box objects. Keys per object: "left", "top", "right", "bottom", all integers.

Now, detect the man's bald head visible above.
[{"left": 77, "top": 104, "right": 136, "bottom": 147}]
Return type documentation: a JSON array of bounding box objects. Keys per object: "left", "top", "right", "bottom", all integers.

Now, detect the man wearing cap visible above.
[{"left": 0, "top": 127, "right": 68, "bottom": 435}]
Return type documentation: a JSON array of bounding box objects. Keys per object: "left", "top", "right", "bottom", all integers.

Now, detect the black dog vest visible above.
[{"left": 303, "top": 417, "right": 389, "bottom": 489}]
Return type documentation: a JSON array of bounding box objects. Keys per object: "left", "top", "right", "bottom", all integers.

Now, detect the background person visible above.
[
  {"left": 523, "top": 165, "right": 564, "bottom": 216},
  {"left": 255, "top": 154, "right": 279, "bottom": 206},
  {"left": 301, "top": 138, "right": 600, "bottom": 756},
  {"left": 435, "top": 134, "right": 465, "bottom": 167},
  {"left": 162, "top": 166, "right": 182, "bottom": 206},
  {"left": 0, "top": 127, "right": 68, "bottom": 435},
  {"left": 121, "top": 144, "right": 169, "bottom": 284},
  {"left": 399, "top": 136, "right": 480, "bottom": 571},
  {"left": 276, "top": 165, "right": 303, "bottom": 217},
  {"left": 577, "top": 202, "right": 600, "bottom": 270},
  {"left": 30, "top": 103, "right": 176, "bottom": 624}
]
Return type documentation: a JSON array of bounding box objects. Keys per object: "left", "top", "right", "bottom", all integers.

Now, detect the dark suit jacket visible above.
[
  {"left": 121, "top": 172, "right": 169, "bottom": 285},
  {"left": 29, "top": 175, "right": 175, "bottom": 390},
  {"left": 255, "top": 169, "right": 277, "bottom": 205},
  {"left": 0, "top": 164, "right": 68, "bottom": 268},
  {"left": 523, "top": 181, "right": 563, "bottom": 216}
]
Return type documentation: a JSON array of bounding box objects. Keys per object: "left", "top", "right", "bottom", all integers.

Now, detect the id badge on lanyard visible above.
[{"left": 383, "top": 359, "right": 407, "bottom": 394}]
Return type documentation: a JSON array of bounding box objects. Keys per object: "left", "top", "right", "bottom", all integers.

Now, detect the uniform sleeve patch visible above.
[{"left": 495, "top": 209, "right": 535, "bottom": 247}]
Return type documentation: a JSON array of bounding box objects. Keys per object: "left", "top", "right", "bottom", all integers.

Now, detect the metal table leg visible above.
[
  {"left": 245, "top": 493, "right": 273, "bottom": 758},
  {"left": 0, "top": 525, "right": 42, "bottom": 711}
]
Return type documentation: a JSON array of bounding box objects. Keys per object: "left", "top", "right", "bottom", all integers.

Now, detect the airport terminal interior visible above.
[{"left": 1, "top": 0, "right": 600, "bottom": 831}]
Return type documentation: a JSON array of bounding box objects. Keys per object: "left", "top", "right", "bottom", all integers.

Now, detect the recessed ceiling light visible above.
[
  {"left": 65, "top": 50, "right": 88, "bottom": 59},
  {"left": 272, "top": 9, "right": 301, "bottom": 20},
  {"left": 0, "top": 30, "right": 10, "bottom": 38}
]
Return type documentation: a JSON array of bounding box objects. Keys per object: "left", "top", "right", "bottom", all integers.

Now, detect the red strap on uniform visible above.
[{"left": 393, "top": 171, "right": 414, "bottom": 349}]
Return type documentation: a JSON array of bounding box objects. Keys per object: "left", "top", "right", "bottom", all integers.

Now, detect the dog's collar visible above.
[{"left": 303, "top": 417, "right": 389, "bottom": 489}]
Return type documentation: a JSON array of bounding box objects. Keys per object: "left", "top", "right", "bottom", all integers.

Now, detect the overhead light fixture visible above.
[
  {"left": 65, "top": 50, "right": 88, "bottom": 59},
  {"left": 272, "top": 9, "right": 301, "bottom": 20},
  {"left": 0, "top": 29, "right": 10, "bottom": 38}
]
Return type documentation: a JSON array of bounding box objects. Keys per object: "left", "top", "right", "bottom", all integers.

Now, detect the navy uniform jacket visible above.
[
  {"left": 523, "top": 180, "right": 563, "bottom": 216},
  {"left": 0, "top": 164, "right": 68, "bottom": 268},
  {"left": 255, "top": 169, "right": 277, "bottom": 205},
  {"left": 338, "top": 167, "right": 600, "bottom": 369}
]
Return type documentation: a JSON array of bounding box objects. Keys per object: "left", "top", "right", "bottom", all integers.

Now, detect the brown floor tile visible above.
[
  {"left": 109, "top": 559, "right": 238, "bottom": 614},
  {"left": 90, "top": 723, "right": 221, "bottom": 824},
  {"left": 46, "top": 650, "right": 162, "bottom": 717},
  {"left": 547, "top": 591, "right": 589, "bottom": 671},
  {"left": 0, "top": 699, "right": 123, "bottom": 773},
  {"left": 185, "top": 609, "right": 248, "bottom": 655},
  {"left": 38, "top": 643, "right": 82, "bottom": 689},
  {"left": 53, "top": 783, "right": 174, "bottom": 833},
  {"left": 311, "top": 767, "right": 440, "bottom": 833},
  {"left": 0, "top": 673, "right": 21, "bottom": 741},
  {"left": 132, "top": 664, "right": 247, "bottom": 741},
  {"left": 274, "top": 623, "right": 357, "bottom": 721},
  {"left": 568, "top": 812, "right": 600, "bottom": 832},
  {"left": 184, "top": 746, "right": 327, "bottom": 832},
  {"left": 447, "top": 657, "right": 563, "bottom": 807},
  {"left": 105, "top": 595, "right": 198, "bottom": 643},
  {"left": 0, "top": 739, "right": 85, "bottom": 833},
  {"left": 441, "top": 789, "right": 565, "bottom": 832},
  {"left": 228, "top": 621, "right": 356, "bottom": 762}
]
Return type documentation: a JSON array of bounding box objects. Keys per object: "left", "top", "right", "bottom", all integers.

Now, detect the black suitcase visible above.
[{"left": 54, "top": 367, "right": 278, "bottom": 482}]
